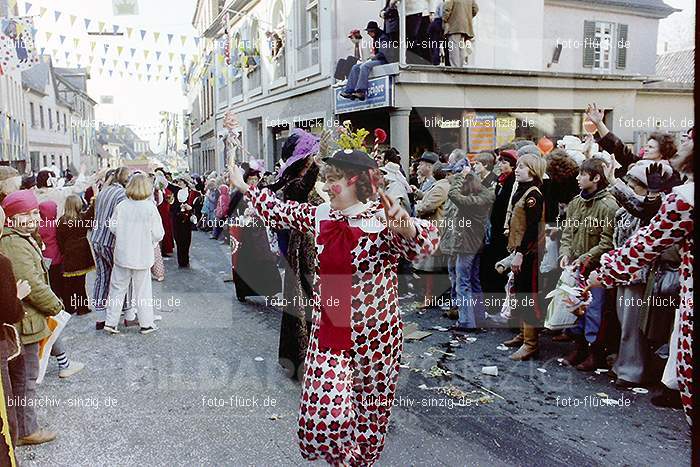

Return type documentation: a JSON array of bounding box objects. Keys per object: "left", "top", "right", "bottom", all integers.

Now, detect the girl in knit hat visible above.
[
  {"left": 505, "top": 154, "right": 547, "bottom": 361},
  {"left": 229, "top": 149, "right": 439, "bottom": 466}
]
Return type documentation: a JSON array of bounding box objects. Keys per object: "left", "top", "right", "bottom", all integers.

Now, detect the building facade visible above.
[{"left": 186, "top": 0, "right": 690, "bottom": 173}]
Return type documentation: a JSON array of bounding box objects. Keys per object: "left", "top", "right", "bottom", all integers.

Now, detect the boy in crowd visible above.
[{"left": 558, "top": 159, "right": 619, "bottom": 370}]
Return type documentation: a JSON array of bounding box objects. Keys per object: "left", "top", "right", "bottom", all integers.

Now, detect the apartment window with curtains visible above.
[
  {"left": 30, "top": 103, "right": 36, "bottom": 127},
  {"left": 297, "top": 0, "right": 319, "bottom": 71}
]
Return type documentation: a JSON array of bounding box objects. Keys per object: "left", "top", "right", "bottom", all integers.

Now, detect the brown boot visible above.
[
  {"left": 503, "top": 331, "right": 524, "bottom": 348},
  {"left": 576, "top": 352, "right": 596, "bottom": 372},
  {"left": 563, "top": 336, "right": 588, "bottom": 367},
  {"left": 510, "top": 323, "right": 539, "bottom": 361},
  {"left": 18, "top": 428, "right": 57, "bottom": 446},
  {"left": 576, "top": 343, "right": 603, "bottom": 372}
]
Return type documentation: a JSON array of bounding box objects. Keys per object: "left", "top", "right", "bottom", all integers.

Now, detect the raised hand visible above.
[
  {"left": 585, "top": 103, "right": 604, "bottom": 124},
  {"left": 645, "top": 162, "right": 667, "bottom": 193},
  {"left": 379, "top": 190, "right": 416, "bottom": 239}
]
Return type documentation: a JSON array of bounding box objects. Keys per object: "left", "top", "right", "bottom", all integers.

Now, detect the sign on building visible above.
[{"left": 334, "top": 76, "right": 393, "bottom": 114}]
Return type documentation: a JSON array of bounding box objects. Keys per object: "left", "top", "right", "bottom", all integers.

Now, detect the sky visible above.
[
  {"left": 657, "top": 0, "right": 695, "bottom": 53},
  {"left": 20, "top": 0, "right": 198, "bottom": 150}
]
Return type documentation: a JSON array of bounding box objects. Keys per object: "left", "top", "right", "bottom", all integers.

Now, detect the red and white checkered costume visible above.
[{"left": 246, "top": 186, "right": 439, "bottom": 465}]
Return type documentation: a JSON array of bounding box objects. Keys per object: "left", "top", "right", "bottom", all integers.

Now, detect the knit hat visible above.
[
  {"left": 517, "top": 144, "right": 542, "bottom": 158},
  {"left": 518, "top": 153, "right": 547, "bottom": 181},
  {"left": 1, "top": 190, "right": 39, "bottom": 218},
  {"left": 498, "top": 149, "right": 518, "bottom": 168},
  {"left": 0, "top": 166, "right": 19, "bottom": 182}
]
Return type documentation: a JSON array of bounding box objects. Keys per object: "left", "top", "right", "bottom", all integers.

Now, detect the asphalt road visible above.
[{"left": 18, "top": 231, "right": 691, "bottom": 466}]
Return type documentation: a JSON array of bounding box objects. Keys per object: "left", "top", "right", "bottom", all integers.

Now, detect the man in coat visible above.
[
  {"left": 443, "top": 0, "right": 479, "bottom": 67},
  {"left": 340, "top": 22, "right": 391, "bottom": 101}
]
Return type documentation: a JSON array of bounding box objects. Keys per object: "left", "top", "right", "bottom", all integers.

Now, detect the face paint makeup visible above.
[{"left": 330, "top": 184, "right": 343, "bottom": 195}]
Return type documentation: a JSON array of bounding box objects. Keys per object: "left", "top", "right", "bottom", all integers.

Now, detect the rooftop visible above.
[{"left": 643, "top": 48, "right": 694, "bottom": 91}]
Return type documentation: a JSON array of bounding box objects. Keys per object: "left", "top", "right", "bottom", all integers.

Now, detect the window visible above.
[
  {"left": 39, "top": 105, "right": 44, "bottom": 128},
  {"left": 271, "top": 0, "right": 287, "bottom": 82},
  {"left": 30, "top": 103, "right": 35, "bottom": 127},
  {"left": 48, "top": 109, "right": 53, "bottom": 129},
  {"left": 297, "top": 0, "right": 319, "bottom": 72},
  {"left": 583, "top": 20, "right": 617, "bottom": 72},
  {"left": 64, "top": 114, "right": 67, "bottom": 133},
  {"left": 248, "top": 20, "right": 262, "bottom": 91}
]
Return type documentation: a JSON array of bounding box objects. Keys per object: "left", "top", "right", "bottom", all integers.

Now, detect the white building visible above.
[
  {"left": 186, "top": 0, "right": 690, "bottom": 173},
  {"left": 0, "top": 67, "right": 28, "bottom": 172}
]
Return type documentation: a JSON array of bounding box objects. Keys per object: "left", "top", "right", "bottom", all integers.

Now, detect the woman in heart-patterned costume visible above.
[
  {"left": 231, "top": 149, "right": 439, "bottom": 465},
  {"left": 593, "top": 179, "right": 694, "bottom": 426}
]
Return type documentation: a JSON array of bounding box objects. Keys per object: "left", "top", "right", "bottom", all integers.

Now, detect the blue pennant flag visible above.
[
  {"left": 156, "top": 51, "right": 161, "bottom": 61},
  {"left": 113, "top": 25, "right": 119, "bottom": 34},
  {"left": 140, "top": 30, "right": 146, "bottom": 40},
  {"left": 25, "top": 2, "right": 32, "bottom": 15},
  {"left": 84, "top": 18, "right": 91, "bottom": 30},
  {"left": 54, "top": 11, "right": 62, "bottom": 22},
  {"left": 59, "top": 35, "right": 66, "bottom": 44},
  {"left": 167, "top": 34, "right": 173, "bottom": 44}
]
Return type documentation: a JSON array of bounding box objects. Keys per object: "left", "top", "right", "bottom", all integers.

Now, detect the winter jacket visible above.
[
  {"left": 56, "top": 202, "right": 96, "bottom": 276},
  {"left": 0, "top": 253, "right": 23, "bottom": 365},
  {"left": 443, "top": 0, "right": 478, "bottom": 37},
  {"left": 559, "top": 188, "right": 619, "bottom": 268},
  {"left": 0, "top": 227, "right": 63, "bottom": 345},
  {"left": 415, "top": 178, "right": 450, "bottom": 228},
  {"left": 109, "top": 198, "right": 165, "bottom": 270},
  {"left": 609, "top": 179, "right": 662, "bottom": 225},
  {"left": 381, "top": 162, "right": 412, "bottom": 212},
  {"left": 446, "top": 173, "right": 494, "bottom": 254},
  {"left": 38, "top": 201, "right": 62, "bottom": 266}
]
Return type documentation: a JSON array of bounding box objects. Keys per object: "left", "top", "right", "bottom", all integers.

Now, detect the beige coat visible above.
[
  {"left": 443, "top": 0, "right": 479, "bottom": 37},
  {"left": 416, "top": 178, "right": 450, "bottom": 229}
]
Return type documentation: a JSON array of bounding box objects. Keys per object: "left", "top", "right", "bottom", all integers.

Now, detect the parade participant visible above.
[
  {"left": 559, "top": 159, "right": 618, "bottom": 370},
  {"left": 56, "top": 194, "right": 96, "bottom": 315},
  {"left": 447, "top": 166, "right": 494, "bottom": 332},
  {"left": 155, "top": 170, "right": 174, "bottom": 257},
  {"left": 210, "top": 184, "right": 230, "bottom": 241},
  {"left": 170, "top": 176, "right": 198, "bottom": 268},
  {"left": 90, "top": 168, "right": 134, "bottom": 330},
  {"left": 265, "top": 129, "right": 322, "bottom": 380},
  {"left": 505, "top": 154, "right": 547, "bottom": 360},
  {"left": 0, "top": 206, "right": 25, "bottom": 464},
  {"left": 230, "top": 149, "right": 439, "bottom": 466},
  {"left": 103, "top": 174, "right": 164, "bottom": 335},
  {"left": 34, "top": 167, "right": 95, "bottom": 218},
  {"left": 1, "top": 190, "right": 84, "bottom": 446},
  {"left": 589, "top": 133, "right": 694, "bottom": 426}
]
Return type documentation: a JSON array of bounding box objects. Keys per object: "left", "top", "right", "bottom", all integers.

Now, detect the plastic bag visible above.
[
  {"left": 539, "top": 235, "right": 559, "bottom": 274},
  {"left": 37, "top": 311, "right": 71, "bottom": 384},
  {"left": 500, "top": 272, "right": 515, "bottom": 320},
  {"left": 544, "top": 267, "right": 588, "bottom": 330}
]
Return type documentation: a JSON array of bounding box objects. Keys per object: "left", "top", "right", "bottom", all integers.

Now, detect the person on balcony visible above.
[
  {"left": 443, "top": 0, "right": 479, "bottom": 68},
  {"left": 340, "top": 22, "right": 390, "bottom": 101}
]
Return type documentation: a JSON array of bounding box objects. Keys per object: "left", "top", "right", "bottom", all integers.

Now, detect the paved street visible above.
[{"left": 18, "top": 232, "right": 691, "bottom": 466}]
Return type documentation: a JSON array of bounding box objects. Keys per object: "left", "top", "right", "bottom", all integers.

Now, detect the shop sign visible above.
[{"left": 334, "top": 76, "right": 393, "bottom": 114}]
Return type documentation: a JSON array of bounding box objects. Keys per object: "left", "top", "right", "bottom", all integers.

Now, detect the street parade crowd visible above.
[{"left": 0, "top": 101, "right": 694, "bottom": 465}]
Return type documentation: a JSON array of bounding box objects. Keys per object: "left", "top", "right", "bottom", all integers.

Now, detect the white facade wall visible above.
[{"left": 0, "top": 69, "right": 29, "bottom": 166}]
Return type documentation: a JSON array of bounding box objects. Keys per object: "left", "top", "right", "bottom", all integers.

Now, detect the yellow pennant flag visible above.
[
  {"left": 154, "top": 32, "right": 161, "bottom": 42},
  {"left": 45, "top": 32, "right": 53, "bottom": 41},
  {"left": 127, "top": 27, "right": 133, "bottom": 39},
  {"left": 143, "top": 50, "right": 150, "bottom": 60},
  {"left": 69, "top": 15, "right": 77, "bottom": 26},
  {"left": 181, "top": 36, "right": 187, "bottom": 47},
  {"left": 135, "top": 63, "right": 141, "bottom": 71},
  {"left": 113, "top": 59, "right": 118, "bottom": 67},
  {"left": 73, "top": 38, "right": 80, "bottom": 48},
  {"left": 120, "top": 71, "right": 124, "bottom": 78},
  {"left": 91, "top": 42, "right": 96, "bottom": 52},
  {"left": 168, "top": 52, "right": 174, "bottom": 63},
  {"left": 138, "top": 74, "right": 142, "bottom": 81},
  {"left": 157, "top": 65, "right": 163, "bottom": 73},
  {"left": 117, "top": 46, "right": 124, "bottom": 56},
  {"left": 98, "top": 22, "right": 106, "bottom": 32},
  {"left": 40, "top": 7, "right": 47, "bottom": 16}
]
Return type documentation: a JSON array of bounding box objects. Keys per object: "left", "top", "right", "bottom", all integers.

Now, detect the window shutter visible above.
[
  {"left": 616, "top": 23, "right": 629, "bottom": 69},
  {"left": 583, "top": 21, "right": 596, "bottom": 68}
]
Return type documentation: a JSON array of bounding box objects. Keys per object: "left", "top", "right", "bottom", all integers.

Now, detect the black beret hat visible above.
[{"left": 323, "top": 149, "right": 378, "bottom": 170}]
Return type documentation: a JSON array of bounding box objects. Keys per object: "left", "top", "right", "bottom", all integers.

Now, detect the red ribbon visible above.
[{"left": 317, "top": 219, "right": 363, "bottom": 350}]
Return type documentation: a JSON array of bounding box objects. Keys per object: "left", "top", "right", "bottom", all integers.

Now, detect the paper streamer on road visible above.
[{"left": 36, "top": 311, "right": 71, "bottom": 385}]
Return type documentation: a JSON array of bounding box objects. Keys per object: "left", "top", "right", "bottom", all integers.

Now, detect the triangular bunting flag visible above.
[
  {"left": 167, "top": 34, "right": 174, "bottom": 45},
  {"left": 73, "top": 38, "right": 80, "bottom": 48},
  {"left": 45, "top": 32, "right": 52, "bottom": 41},
  {"left": 113, "top": 59, "right": 118, "bottom": 67},
  {"left": 195, "top": 37, "right": 200, "bottom": 47},
  {"left": 168, "top": 66, "right": 173, "bottom": 73},
  {"left": 91, "top": 41, "right": 96, "bottom": 52},
  {"left": 24, "top": 2, "right": 32, "bottom": 15},
  {"left": 168, "top": 52, "right": 174, "bottom": 63},
  {"left": 130, "top": 48, "right": 136, "bottom": 58},
  {"left": 40, "top": 7, "right": 47, "bottom": 16},
  {"left": 156, "top": 51, "right": 162, "bottom": 61},
  {"left": 70, "top": 15, "right": 77, "bottom": 26},
  {"left": 127, "top": 27, "right": 133, "bottom": 38},
  {"left": 54, "top": 10, "right": 61, "bottom": 21},
  {"left": 117, "top": 46, "right": 124, "bottom": 56},
  {"left": 158, "top": 65, "right": 163, "bottom": 73},
  {"left": 40, "top": 47, "right": 45, "bottom": 56},
  {"left": 84, "top": 18, "right": 91, "bottom": 30},
  {"left": 180, "top": 54, "right": 186, "bottom": 63},
  {"left": 143, "top": 50, "right": 150, "bottom": 60},
  {"left": 154, "top": 32, "right": 160, "bottom": 42},
  {"left": 65, "top": 51, "right": 70, "bottom": 59},
  {"left": 135, "top": 63, "right": 140, "bottom": 71},
  {"left": 109, "top": 70, "right": 113, "bottom": 77},
  {"left": 140, "top": 30, "right": 147, "bottom": 40},
  {"left": 113, "top": 25, "right": 119, "bottom": 34},
  {"left": 59, "top": 35, "right": 66, "bottom": 45},
  {"left": 180, "top": 36, "right": 187, "bottom": 47},
  {"left": 104, "top": 44, "right": 110, "bottom": 53},
  {"left": 101, "top": 58, "right": 106, "bottom": 66},
  {"left": 98, "top": 21, "right": 105, "bottom": 32},
  {"left": 124, "top": 60, "right": 129, "bottom": 68},
  {"left": 76, "top": 54, "right": 82, "bottom": 63},
  {"left": 146, "top": 64, "right": 151, "bottom": 72}
]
